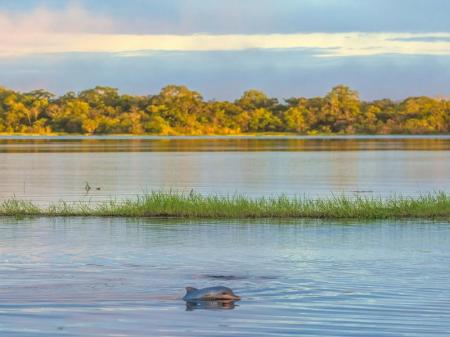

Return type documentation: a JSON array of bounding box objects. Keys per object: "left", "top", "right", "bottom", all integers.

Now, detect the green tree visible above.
[
  {"left": 149, "top": 85, "right": 205, "bottom": 134},
  {"left": 320, "top": 85, "right": 361, "bottom": 133},
  {"left": 0, "top": 84, "right": 448, "bottom": 135}
]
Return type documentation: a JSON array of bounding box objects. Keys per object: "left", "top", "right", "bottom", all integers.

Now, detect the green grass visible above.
[{"left": 1, "top": 192, "right": 450, "bottom": 220}]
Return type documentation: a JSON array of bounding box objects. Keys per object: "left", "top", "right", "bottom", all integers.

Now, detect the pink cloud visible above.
[{"left": 0, "top": 4, "right": 114, "bottom": 36}]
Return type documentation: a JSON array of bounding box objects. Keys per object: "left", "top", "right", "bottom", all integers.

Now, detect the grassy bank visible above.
[{"left": 1, "top": 192, "right": 450, "bottom": 220}]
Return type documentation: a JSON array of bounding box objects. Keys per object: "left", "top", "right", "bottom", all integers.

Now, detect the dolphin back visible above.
[
  {"left": 183, "top": 286, "right": 236, "bottom": 301},
  {"left": 183, "top": 287, "right": 199, "bottom": 301}
]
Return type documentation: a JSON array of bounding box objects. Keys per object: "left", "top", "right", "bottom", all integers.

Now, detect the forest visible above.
[{"left": 0, "top": 84, "right": 449, "bottom": 135}]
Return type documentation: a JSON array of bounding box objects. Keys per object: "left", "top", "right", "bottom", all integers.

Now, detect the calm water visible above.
[
  {"left": 0, "top": 218, "right": 449, "bottom": 336},
  {"left": 1, "top": 136, "right": 450, "bottom": 336},
  {"left": 0, "top": 136, "right": 449, "bottom": 204}
]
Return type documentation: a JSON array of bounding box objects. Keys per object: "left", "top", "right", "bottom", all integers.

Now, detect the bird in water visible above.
[
  {"left": 84, "top": 182, "right": 91, "bottom": 194},
  {"left": 85, "top": 182, "right": 101, "bottom": 193}
]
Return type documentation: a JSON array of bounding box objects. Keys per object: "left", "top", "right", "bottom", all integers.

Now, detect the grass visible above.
[{"left": 0, "top": 192, "right": 450, "bottom": 220}]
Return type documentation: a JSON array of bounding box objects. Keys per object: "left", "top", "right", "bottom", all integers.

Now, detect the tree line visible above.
[{"left": 0, "top": 84, "right": 449, "bottom": 135}]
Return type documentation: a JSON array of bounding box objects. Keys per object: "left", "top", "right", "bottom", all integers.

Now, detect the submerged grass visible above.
[{"left": 0, "top": 192, "right": 450, "bottom": 220}]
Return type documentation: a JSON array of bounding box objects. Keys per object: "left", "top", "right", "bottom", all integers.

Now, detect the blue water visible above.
[
  {"left": 0, "top": 137, "right": 449, "bottom": 204},
  {"left": 1, "top": 218, "right": 449, "bottom": 336}
]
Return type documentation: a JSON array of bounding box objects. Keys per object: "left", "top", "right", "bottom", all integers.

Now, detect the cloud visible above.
[
  {"left": 0, "top": 4, "right": 114, "bottom": 35},
  {"left": 1, "top": 30, "right": 450, "bottom": 58},
  {"left": 6, "top": 0, "right": 450, "bottom": 34},
  {"left": 389, "top": 37, "right": 450, "bottom": 43},
  {"left": 1, "top": 5, "right": 449, "bottom": 58},
  {"left": 2, "top": 51, "right": 450, "bottom": 100}
]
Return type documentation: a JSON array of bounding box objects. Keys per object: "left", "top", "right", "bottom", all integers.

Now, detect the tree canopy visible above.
[{"left": 0, "top": 84, "right": 448, "bottom": 135}]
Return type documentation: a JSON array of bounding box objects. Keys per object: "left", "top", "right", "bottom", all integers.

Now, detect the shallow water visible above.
[
  {"left": 0, "top": 218, "right": 449, "bottom": 336},
  {"left": 0, "top": 136, "right": 449, "bottom": 204}
]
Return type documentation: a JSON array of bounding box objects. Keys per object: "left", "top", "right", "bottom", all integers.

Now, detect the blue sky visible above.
[{"left": 1, "top": 0, "right": 450, "bottom": 100}]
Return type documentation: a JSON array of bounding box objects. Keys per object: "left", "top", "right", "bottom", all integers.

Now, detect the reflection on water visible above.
[
  {"left": 185, "top": 300, "right": 238, "bottom": 311},
  {"left": 1, "top": 135, "right": 450, "bottom": 152},
  {"left": 0, "top": 136, "right": 449, "bottom": 204},
  {"left": 0, "top": 217, "right": 449, "bottom": 336}
]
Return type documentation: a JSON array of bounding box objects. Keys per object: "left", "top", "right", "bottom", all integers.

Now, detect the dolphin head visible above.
[
  {"left": 206, "top": 286, "right": 241, "bottom": 301},
  {"left": 183, "top": 286, "right": 241, "bottom": 301}
]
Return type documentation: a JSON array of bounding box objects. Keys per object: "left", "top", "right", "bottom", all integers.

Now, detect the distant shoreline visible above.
[
  {"left": 1, "top": 133, "right": 450, "bottom": 140},
  {"left": 1, "top": 85, "right": 449, "bottom": 136}
]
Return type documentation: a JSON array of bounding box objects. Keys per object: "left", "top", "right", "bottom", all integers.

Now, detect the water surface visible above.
[
  {"left": 0, "top": 136, "right": 449, "bottom": 204},
  {"left": 0, "top": 218, "right": 449, "bottom": 336}
]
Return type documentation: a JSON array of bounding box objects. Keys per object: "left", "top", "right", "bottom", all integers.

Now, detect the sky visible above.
[{"left": 1, "top": 0, "right": 450, "bottom": 100}]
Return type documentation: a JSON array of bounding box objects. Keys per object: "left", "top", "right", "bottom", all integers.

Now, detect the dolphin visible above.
[{"left": 182, "top": 286, "right": 241, "bottom": 302}]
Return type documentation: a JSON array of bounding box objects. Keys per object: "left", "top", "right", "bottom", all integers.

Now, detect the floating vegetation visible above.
[{"left": 0, "top": 192, "right": 449, "bottom": 220}]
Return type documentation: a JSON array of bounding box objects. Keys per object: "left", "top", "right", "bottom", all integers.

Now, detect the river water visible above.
[
  {"left": 0, "top": 218, "right": 449, "bottom": 336},
  {"left": 0, "top": 136, "right": 449, "bottom": 336},
  {"left": 0, "top": 136, "right": 449, "bottom": 204}
]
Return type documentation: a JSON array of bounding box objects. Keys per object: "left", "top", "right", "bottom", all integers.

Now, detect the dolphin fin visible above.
[{"left": 185, "top": 287, "right": 198, "bottom": 294}]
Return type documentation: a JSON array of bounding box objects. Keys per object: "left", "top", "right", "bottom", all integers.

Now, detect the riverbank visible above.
[
  {"left": 1, "top": 192, "right": 449, "bottom": 220},
  {"left": 0, "top": 132, "right": 298, "bottom": 137},
  {"left": 1, "top": 133, "right": 450, "bottom": 139}
]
